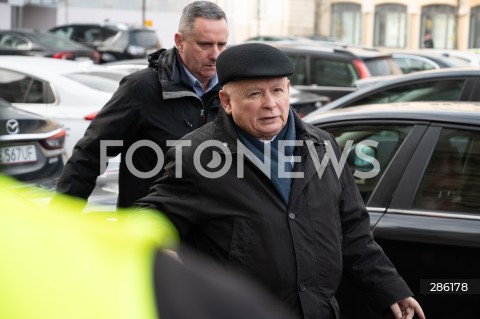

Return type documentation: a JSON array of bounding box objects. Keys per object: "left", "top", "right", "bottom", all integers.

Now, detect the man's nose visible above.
[
  {"left": 263, "top": 92, "right": 277, "bottom": 108},
  {"left": 210, "top": 45, "right": 223, "bottom": 60}
]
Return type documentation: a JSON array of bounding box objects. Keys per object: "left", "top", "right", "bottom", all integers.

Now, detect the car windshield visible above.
[
  {"left": 350, "top": 79, "right": 465, "bottom": 106},
  {"left": 63, "top": 72, "right": 120, "bottom": 92}
]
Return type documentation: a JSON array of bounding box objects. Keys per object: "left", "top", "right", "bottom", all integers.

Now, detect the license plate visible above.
[{"left": 0, "top": 145, "right": 37, "bottom": 164}]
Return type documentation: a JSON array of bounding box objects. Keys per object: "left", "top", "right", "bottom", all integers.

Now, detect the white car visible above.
[{"left": 0, "top": 56, "right": 127, "bottom": 157}]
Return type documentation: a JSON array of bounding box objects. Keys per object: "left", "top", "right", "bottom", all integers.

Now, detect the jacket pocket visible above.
[{"left": 227, "top": 218, "right": 255, "bottom": 271}]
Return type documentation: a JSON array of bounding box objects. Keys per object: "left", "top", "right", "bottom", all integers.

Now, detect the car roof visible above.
[
  {"left": 0, "top": 55, "right": 124, "bottom": 75},
  {"left": 266, "top": 41, "right": 393, "bottom": 58},
  {"left": 423, "top": 49, "right": 480, "bottom": 65},
  {"left": 103, "top": 58, "right": 147, "bottom": 66},
  {"left": 304, "top": 67, "right": 480, "bottom": 116},
  {"left": 304, "top": 101, "right": 480, "bottom": 126},
  {"left": 49, "top": 23, "right": 152, "bottom": 32},
  {"left": 391, "top": 50, "right": 465, "bottom": 67},
  {"left": 355, "top": 66, "right": 480, "bottom": 88}
]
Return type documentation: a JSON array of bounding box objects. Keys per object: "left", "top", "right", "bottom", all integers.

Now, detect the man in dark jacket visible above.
[
  {"left": 136, "top": 43, "right": 425, "bottom": 319},
  {"left": 53, "top": 1, "right": 228, "bottom": 209}
]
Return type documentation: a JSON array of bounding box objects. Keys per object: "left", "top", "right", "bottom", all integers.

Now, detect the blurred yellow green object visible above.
[{"left": 0, "top": 175, "right": 178, "bottom": 319}]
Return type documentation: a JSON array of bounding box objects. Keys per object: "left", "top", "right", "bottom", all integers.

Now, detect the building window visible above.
[
  {"left": 330, "top": 3, "right": 361, "bottom": 45},
  {"left": 374, "top": 4, "right": 406, "bottom": 48},
  {"left": 420, "top": 5, "right": 456, "bottom": 49},
  {"left": 469, "top": 6, "right": 480, "bottom": 48}
]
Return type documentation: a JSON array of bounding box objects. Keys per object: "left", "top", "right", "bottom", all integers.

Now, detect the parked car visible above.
[
  {"left": 0, "top": 56, "right": 127, "bottom": 157},
  {"left": 390, "top": 50, "right": 468, "bottom": 74},
  {"left": 421, "top": 49, "right": 480, "bottom": 66},
  {"left": 262, "top": 42, "right": 402, "bottom": 101},
  {"left": 0, "top": 98, "right": 65, "bottom": 186},
  {"left": 103, "top": 58, "right": 330, "bottom": 117},
  {"left": 0, "top": 29, "right": 100, "bottom": 64},
  {"left": 305, "top": 101, "right": 480, "bottom": 318},
  {"left": 49, "top": 23, "right": 162, "bottom": 63},
  {"left": 304, "top": 68, "right": 480, "bottom": 118}
]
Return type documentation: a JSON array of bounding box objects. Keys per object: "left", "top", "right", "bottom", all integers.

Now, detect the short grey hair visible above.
[{"left": 178, "top": 1, "right": 227, "bottom": 39}]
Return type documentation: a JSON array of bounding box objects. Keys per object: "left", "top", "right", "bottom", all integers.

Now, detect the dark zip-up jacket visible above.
[
  {"left": 56, "top": 48, "right": 221, "bottom": 208},
  {"left": 137, "top": 109, "right": 413, "bottom": 318}
]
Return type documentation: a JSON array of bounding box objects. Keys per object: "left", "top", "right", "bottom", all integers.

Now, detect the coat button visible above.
[
  {"left": 299, "top": 282, "right": 306, "bottom": 292},
  {"left": 288, "top": 212, "right": 296, "bottom": 220}
]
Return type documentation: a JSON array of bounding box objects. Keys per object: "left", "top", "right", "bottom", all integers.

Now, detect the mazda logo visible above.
[{"left": 6, "top": 119, "right": 19, "bottom": 135}]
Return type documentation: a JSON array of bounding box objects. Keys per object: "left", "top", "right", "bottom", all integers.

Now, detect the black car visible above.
[
  {"left": 49, "top": 23, "right": 162, "bottom": 63},
  {"left": 0, "top": 29, "right": 100, "bottom": 63},
  {"left": 265, "top": 42, "right": 402, "bottom": 101},
  {"left": 0, "top": 98, "right": 65, "bottom": 186},
  {"left": 305, "top": 102, "right": 480, "bottom": 318},
  {"left": 304, "top": 68, "right": 480, "bottom": 118}
]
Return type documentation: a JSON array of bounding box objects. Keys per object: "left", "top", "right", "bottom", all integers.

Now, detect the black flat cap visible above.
[{"left": 216, "top": 43, "right": 294, "bottom": 86}]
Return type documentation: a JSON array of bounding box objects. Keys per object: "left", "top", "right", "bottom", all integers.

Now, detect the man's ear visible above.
[
  {"left": 219, "top": 90, "right": 232, "bottom": 114},
  {"left": 174, "top": 33, "right": 183, "bottom": 52}
]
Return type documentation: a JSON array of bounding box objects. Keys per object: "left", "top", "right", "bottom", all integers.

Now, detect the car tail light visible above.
[
  {"left": 84, "top": 112, "right": 98, "bottom": 121},
  {"left": 52, "top": 51, "right": 75, "bottom": 60},
  {"left": 353, "top": 59, "right": 371, "bottom": 78},
  {"left": 41, "top": 129, "right": 66, "bottom": 150}
]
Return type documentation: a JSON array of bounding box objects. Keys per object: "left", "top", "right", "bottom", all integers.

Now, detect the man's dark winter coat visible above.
[{"left": 137, "top": 109, "right": 413, "bottom": 319}]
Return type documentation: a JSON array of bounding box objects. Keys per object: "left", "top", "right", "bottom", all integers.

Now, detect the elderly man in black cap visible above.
[{"left": 136, "top": 43, "right": 425, "bottom": 319}]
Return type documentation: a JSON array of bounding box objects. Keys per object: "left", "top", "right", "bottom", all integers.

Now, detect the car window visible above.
[
  {"left": 413, "top": 128, "right": 480, "bottom": 212},
  {"left": 393, "top": 57, "right": 436, "bottom": 73},
  {"left": 0, "top": 34, "right": 29, "bottom": 50},
  {"left": 287, "top": 55, "right": 307, "bottom": 85},
  {"left": 325, "top": 124, "right": 414, "bottom": 203},
  {"left": 131, "top": 30, "right": 158, "bottom": 48},
  {"left": 52, "top": 26, "right": 117, "bottom": 45},
  {"left": 364, "top": 58, "right": 400, "bottom": 76},
  {"left": 311, "top": 58, "right": 358, "bottom": 87},
  {"left": 103, "top": 31, "right": 128, "bottom": 50},
  {"left": 0, "top": 69, "right": 54, "bottom": 104},
  {"left": 348, "top": 79, "right": 465, "bottom": 106},
  {"left": 33, "top": 32, "right": 87, "bottom": 50},
  {"left": 50, "top": 27, "right": 74, "bottom": 40}
]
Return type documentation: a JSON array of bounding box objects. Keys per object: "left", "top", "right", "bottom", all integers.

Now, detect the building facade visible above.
[
  {"left": 313, "top": 0, "right": 480, "bottom": 50},
  {"left": 1, "top": 0, "right": 479, "bottom": 50}
]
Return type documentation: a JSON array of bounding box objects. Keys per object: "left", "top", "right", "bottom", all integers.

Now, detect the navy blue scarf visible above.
[{"left": 237, "top": 109, "right": 296, "bottom": 204}]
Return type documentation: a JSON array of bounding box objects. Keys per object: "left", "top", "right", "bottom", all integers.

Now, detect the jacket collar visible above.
[
  {"left": 211, "top": 107, "right": 329, "bottom": 207},
  {"left": 149, "top": 47, "right": 222, "bottom": 100}
]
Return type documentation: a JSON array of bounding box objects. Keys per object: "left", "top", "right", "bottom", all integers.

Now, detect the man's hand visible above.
[{"left": 390, "top": 297, "right": 425, "bottom": 319}]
